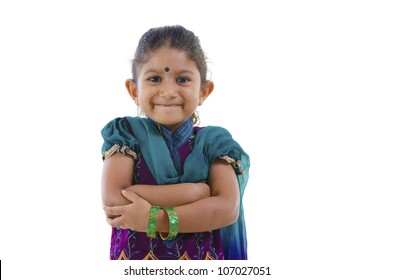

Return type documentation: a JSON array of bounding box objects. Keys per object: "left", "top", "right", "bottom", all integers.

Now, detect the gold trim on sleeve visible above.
[
  {"left": 102, "top": 144, "right": 120, "bottom": 159},
  {"left": 119, "top": 145, "right": 137, "bottom": 160},
  {"left": 219, "top": 155, "right": 244, "bottom": 174},
  {"left": 102, "top": 144, "right": 137, "bottom": 160}
]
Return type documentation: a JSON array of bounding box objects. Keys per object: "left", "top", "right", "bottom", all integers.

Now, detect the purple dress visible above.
[{"left": 104, "top": 118, "right": 224, "bottom": 260}]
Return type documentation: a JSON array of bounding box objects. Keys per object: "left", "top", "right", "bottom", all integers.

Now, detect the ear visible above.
[
  {"left": 125, "top": 79, "right": 138, "bottom": 105},
  {"left": 199, "top": 80, "right": 214, "bottom": 106}
]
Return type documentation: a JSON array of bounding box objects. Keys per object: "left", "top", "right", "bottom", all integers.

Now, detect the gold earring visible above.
[{"left": 137, "top": 105, "right": 143, "bottom": 116}]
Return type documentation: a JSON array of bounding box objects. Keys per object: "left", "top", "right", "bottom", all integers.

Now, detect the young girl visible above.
[{"left": 101, "top": 25, "right": 250, "bottom": 260}]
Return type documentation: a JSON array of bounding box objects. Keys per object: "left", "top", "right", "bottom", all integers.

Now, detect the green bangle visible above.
[
  {"left": 147, "top": 205, "right": 160, "bottom": 238},
  {"left": 160, "top": 207, "right": 178, "bottom": 240}
]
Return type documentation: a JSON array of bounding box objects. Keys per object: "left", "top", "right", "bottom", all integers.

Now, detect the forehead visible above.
[{"left": 141, "top": 46, "right": 198, "bottom": 71}]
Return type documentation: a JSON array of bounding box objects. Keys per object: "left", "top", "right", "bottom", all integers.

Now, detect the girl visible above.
[{"left": 101, "top": 25, "right": 250, "bottom": 260}]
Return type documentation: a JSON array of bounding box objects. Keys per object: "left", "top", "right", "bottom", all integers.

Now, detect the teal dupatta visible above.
[{"left": 126, "top": 117, "right": 250, "bottom": 260}]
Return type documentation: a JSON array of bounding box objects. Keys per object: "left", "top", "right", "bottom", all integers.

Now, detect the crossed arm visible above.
[{"left": 101, "top": 153, "right": 240, "bottom": 233}]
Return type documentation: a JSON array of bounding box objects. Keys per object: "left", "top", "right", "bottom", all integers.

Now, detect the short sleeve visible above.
[
  {"left": 101, "top": 117, "right": 139, "bottom": 160},
  {"left": 200, "top": 126, "right": 250, "bottom": 175}
]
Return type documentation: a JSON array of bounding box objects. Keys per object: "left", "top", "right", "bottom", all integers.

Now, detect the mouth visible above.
[{"left": 155, "top": 104, "right": 182, "bottom": 107}]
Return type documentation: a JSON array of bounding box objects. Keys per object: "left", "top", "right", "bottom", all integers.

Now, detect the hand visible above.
[
  {"left": 195, "top": 182, "right": 211, "bottom": 199},
  {"left": 102, "top": 190, "right": 151, "bottom": 232}
]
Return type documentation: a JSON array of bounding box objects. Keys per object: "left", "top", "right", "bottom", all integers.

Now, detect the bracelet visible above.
[
  {"left": 146, "top": 205, "right": 160, "bottom": 238},
  {"left": 159, "top": 207, "right": 178, "bottom": 240}
]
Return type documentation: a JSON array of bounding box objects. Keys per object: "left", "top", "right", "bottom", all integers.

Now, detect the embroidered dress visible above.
[{"left": 101, "top": 117, "right": 250, "bottom": 260}]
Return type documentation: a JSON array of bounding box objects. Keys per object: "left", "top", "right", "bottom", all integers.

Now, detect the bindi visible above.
[{"left": 164, "top": 67, "right": 170, "bottom": 72}]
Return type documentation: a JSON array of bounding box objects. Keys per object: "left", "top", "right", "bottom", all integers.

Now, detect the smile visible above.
[{"left": 155, "top": 104, "right": 181, "bottom": 107}]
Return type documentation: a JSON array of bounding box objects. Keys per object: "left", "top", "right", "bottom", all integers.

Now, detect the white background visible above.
[{"left": 0, "top": 0, "right": 392, "bottom": 279}]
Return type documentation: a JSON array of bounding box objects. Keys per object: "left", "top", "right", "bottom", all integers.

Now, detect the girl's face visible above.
[{"left": 127, "top": 45, "right": 213, "bottom": 132}]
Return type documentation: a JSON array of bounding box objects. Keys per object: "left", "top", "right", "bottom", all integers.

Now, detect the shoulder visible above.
[
  {"left": 194, "top": 125, "right": 233, "bottom": 141},
  {"left": 101, "top": 116, "right": 147, "bottom": 135},
  {"left": 101, "top": 116, "right": 142, "bottom": 154},
  {"left": 195, "top": 125, "right": 231, "bottom": 134},
  {"left": 193, "top": 125, "right": 237, "bottom": 153},
  {"left": 194, "top": 125, "right": 249, "bottom": 173}
]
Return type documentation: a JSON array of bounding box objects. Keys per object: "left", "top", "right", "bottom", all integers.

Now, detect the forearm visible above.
[
  {"left": 156, "top": 196, "right": 239, "bottom": 233},
  {"left": 157, "top": 160, "right": 240, "bottom": 233},
  {"left": 126, "top": 182, "right": 210, "bottom": 207},
  {"left": 103, "top": 160, "right": 240, "bottom": 233}
]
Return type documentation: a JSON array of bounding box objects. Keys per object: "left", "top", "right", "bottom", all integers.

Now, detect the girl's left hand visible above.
[{"left": 103, "top": 190, "right": 151, "bottom": 232}]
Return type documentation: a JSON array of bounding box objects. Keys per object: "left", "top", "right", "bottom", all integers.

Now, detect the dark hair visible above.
[
  {"left": 131, "top": 25, "right": 208, "bottom": 85},
  {"left": 131, "top": 25, "right": 209, "bottom": 125}
]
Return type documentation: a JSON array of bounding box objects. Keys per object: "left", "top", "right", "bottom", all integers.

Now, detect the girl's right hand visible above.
[{"left": 194, "top": 182, "right": 211, "bottom": 199}]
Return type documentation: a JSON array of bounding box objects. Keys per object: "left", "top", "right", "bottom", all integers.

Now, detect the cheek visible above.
[
  {"left": 186, "top": 98, "right": 201, "bottom": 110},
  {"left": 138, "top": 95, "right": 151, "bottom": 107},
  {"left": 136, "top": 88, "right": 151, "bottom": 102}
]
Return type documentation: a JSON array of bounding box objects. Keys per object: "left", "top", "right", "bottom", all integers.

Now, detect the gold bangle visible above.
[{"left": 159, "top": 207, "right": 178, "bottom": 240}]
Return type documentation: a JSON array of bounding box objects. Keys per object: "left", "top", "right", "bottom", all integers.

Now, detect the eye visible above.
[
  {"left": 176, "top": 76, "right": 190, "bottom": 84},
  {"left": 147, "top": 76, "right": 161, "bottom": 83}
]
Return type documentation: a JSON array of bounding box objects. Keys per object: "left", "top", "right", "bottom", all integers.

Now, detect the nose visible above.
[{"left": 159, "top": 80, "right": 177, "bottom": 97}]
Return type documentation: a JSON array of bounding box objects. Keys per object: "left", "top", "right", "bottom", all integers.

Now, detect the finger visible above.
[
  {"left": 121, "top": 190, "right": 140, "bottom": 202},
  {"left": 107, "top": 216, "right": 129, "bottom": 229},
  {"left": 106, "top": 216, "right": 114, "bottom": 226},
  {"left": 103, "top": 205, "right": 123, "bottom": 217},
  {"left": 106, "top": 215, "right": 121, "bottom": 227}
]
